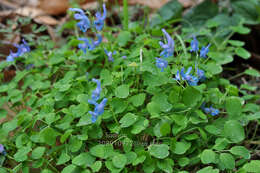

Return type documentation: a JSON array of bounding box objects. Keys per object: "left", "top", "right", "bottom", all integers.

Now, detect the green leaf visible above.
[
  {"left": 150, "top": 0, "right": 183, "bottom": 26},
  {"left": 132, "top": 155, "right": 146, "bottom": 166},
  {"left": 152, "top": 94, "right": 172, "bottom": 112},
  {"left": 205, "top": 62, "right": 223, "bottom": 74},
  {"left": 230, "top": 146, "right": 250, "bottom": 159},
  {"left": 235, "top": 47, "right": 251, "bottom": 59},
  {"left": 116, "top": 31, "right": 131, "bottom": 46},
  {"left": 197, "top": 166, "right": 219, "bottom": 173},
  {"left": 91, "top": 161, "right": 102, "bottom": 172},
  {"left": 125, "top": 152, "right": 137, "bottom": 164},
  {"left": 160, "top": 122, "right": 171, "bottom": 136},
  {"left": 112, "top": 154, "right": 127, "bottom": 169},
  {"left": 148, "top": 144, "right": 169, "bottom": 159},
  {"left": 247, "top": 112, "right": 260, "bottom": 121},
  {"left": 182, "top": 87, "right": 202, "bottom": 107},
  {"left": 90, "top": 145, "right": 106, "bottom": 159},
  {"left": 224, "top": 120, "right": 245, "bottom": 143},
  {"left": 61, "top": 164, "right": 76, "bottom": 173},
  {"left": 172, "top": 141, "right": 191, "bottom": 155},
  {"left": 131, "top": 117, "right": 149, "bottom": 134},
  {"left": 31, "top": 147, "right": 45, "bottom": 160},
  {"left": 228, "top": 40, "right": 245, "bottom": 47},
  {"left": 57, "top": 152, "right": 70, "bottom": 165},
  {"left": 110, "top": 98, "right": 128, "bottom": 114},
  {"left": 14, "top": 146, "right": 31, "bottom": 162},
  {"left": 72, "top": 153, "right": 95, "bottom": 167},
  {"left": 101, "top": 69, "right": 113, "bottom": 86},
  {"left": 129, "top": 93, "right": 146, "bottom": 107},
  {"left": 178, "top": 157, "right": 189, "bottom": 167},
  {"left": 219, "top": 153, "right": 235, "bottom": 170},
  {"left": 119, "top": 113, "right": 138, "bottom": 128},
  {"left": 201, "top": 149, "right": 216, "bottom": 164},
  {"left": 60, "top": 129, "right": 73, "bottom": 143},
  {"left": 243, "top": 160, "right": 260, "bottom": 172},
  {"left": 232, "top": 0, "right": 259, "bottom": 25},
  {"left": 147, "top": 102, "right": 161, "bottom": 118},
  {"left": 213, "top": 138, "right": 229, "bottom": 151},
  {"left": 182, "top": 0, "right": 218, "bottom": 28},
  {"left": 157, "top": 158, "right": 174, "bottom": 173},
  {"left": 244, "top": 69, "right": 260, "bottom": 77},
  {"left": 40, "top": 127, "right": 60, "bottom": 146},
  {"left": 123, "top": 138, "right": 133, "bottom": 153},
  {"left": 231, "top": 25, "right": 251, "bottom": 34},
  {"left": 115, "top": 84, "right": 129, "bottom": 98},
  {"left": 69, "top": 136, "right": 82, "bottom": 152},
  {"left": 225, "top": 97, "right": 242, "bottom": 119}
]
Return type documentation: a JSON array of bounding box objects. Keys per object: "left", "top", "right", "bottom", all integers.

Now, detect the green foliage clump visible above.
[{"left": 0, "top": 1, "right": 260, "bottom": 173}]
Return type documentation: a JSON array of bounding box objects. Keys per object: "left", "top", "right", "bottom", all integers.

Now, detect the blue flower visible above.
[
  {"left": 200, "top": 44, "right": 210, "bottom": 58},
  {"left": 0, "top": 144, "right": 6, "bottom": 156},
  {"left": 196, "top": 66, "right": 206, "bottom": 81},
  {"left": 173, "top": 70, "right": 181, "bottom": 81},
  {"left": 18, "top": 39, "right": 30, "bottom": 55},
  {"left": 90, "top": 78, "right": 101, "bottom": 102},
  {"left": 155, "top": 57, "right": 168, "bottom": 72},
  {"left": 78, "top": 34, "right": 102, "bottom": 53},
  {"left": 88, "top": 79, "right": 107, "bottom": 123},
  {"left": 122, "top": 56, "right": 127, "bottom": 59},
  {"left": 190, "top": 36, "right": 199, "bottom": 52},
  {"left": 105, "top": 49, "right": 116, "bottom": 62},
  {"left": 89, "top": 98, "right": 107, "bottom": 123},
  {"left": 94, "top": 3, "right": 107, "bottom": 31},
  {"left": 180, "top": 67, "right": 199, "bottom": 86},
  {"left": 6, "top": 39, "right": 30, "bottom": 62},
  {"left": 159, "top": 29, "right": 174, "bottom": 58},
  {"left": 6, "top": 51, "right": 19, "bottom": 62},
  {"left": 201, "top": 103, "right": 219, "bottom": 116},
  {"left": 69, "top": 8, "right": 91, "bottom": 32}
]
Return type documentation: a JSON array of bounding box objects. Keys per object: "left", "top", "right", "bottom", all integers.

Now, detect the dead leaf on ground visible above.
[
  {"left": 128, "top": 0, "right": 170, "bottom": 9},
  {"left": 38, "top": 0, "right": 69, "bottom": 15},
  {"left": 15, "top": 6, "right": 59, "bottom": 25}
]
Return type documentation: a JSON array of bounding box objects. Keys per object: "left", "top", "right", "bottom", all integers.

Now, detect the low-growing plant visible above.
[{"left": 0, "top": 1, "right": 260, "bottom": 173}]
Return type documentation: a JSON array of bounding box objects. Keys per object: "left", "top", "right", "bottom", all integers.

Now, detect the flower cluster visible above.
[
  {"left": 190, "top": 35, "right": 210, "bottom": 58},
  {"left": 88, "top": 79, "right": 107, "bottom": 123},
  {"left": 174, "top": 66, "right": 205, "bottom": 86},
  {"left": 155, "top": 57, "right": 168, "bottom": 72},
  {"left": 105, "top": 49, "right": 116, "bottom": 62},
  {"left": 201, "top": 103, "right": 219, "bottom": 116},
  {"left": 159, "top": 29, "right": 174, "bottom": 58},
  {"left": 70, "top": 4, "right": 106, "bottom": 54},
  {"left": 78, "top": 34, "right": 102, "bottom": 53},
  {"left": 6, "top": 39, "right": 30, "bottom": 62},
  {"left": 155, "top": 29, "right": 174, "bottom": 71},
  {"left": 94, "top": 3, "right": 107, "bottom": 31},
  {"left": 69, "top": 8, "right": 91, "bottom": 32}
]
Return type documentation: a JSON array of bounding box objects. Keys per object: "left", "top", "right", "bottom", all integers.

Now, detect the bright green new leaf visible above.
[
  {"left": 119, "top": 113, "right": 138, "bottom": 128},
  {"left": 201, "top": 149, "right": 216, "bottom": 164},
  {"left": 115, "top": 84, "right": 129, "bottom": 98},
  {"left": 148, "top": 144, "right": 169, "bottom": 159}
]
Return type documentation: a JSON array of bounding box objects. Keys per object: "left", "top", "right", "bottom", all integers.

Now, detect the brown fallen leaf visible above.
[
  {"left": 38, "top": 0, "right": 69, "bottom": 15},
  {"left": 128, "top": 0, "right": 170, "bottom": 9},
  {"left": 34, "top": 15, "right": 59, "bottom": 25},
  {"left": 15, "top": 6, "right": 59, "bottom": 25}
]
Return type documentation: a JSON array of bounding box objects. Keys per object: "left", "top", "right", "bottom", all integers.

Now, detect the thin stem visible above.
[
  {"left": 111, "top": 135, "right": 127, "bottom": 145},
  {"left": 123, "top": 0, "right": 128, "bottom": 30},
  {"left": 228, "top": 72, "right": 244, "bottom": 80}
]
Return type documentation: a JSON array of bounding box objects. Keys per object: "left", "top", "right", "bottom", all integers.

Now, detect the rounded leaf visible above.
[
  {"left": 201, "top": 149, "right": 216, "bottom": 164},
  {"left": 148, "top": 144, "right": 169, "bottom": 159},
  {"left": 112, "top": 154, "right": 127, "bottom": 169}
]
